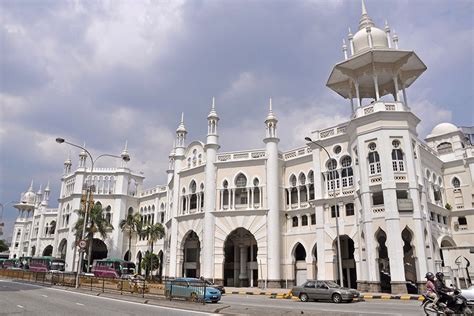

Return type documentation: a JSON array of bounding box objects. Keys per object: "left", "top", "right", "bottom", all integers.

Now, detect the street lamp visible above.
[
  {"left": 56, "top": 137, "right": 130, "bottom": 288},
  {"left": 305, "top": 136, "right": 344, "bottom": 287}
]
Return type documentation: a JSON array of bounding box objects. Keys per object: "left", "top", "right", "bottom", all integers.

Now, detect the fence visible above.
[
  {"left": 0, "top": 269, "right": 165, "bottom": 299},
  {"left": 165, "top": 279, "right": 208, "bottom": 304}
]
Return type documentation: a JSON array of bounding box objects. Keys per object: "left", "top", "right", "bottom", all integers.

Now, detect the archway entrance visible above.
[
  {"left": 124, "top": 250, "right": 130, "bottom": 261},
  {"left": 376, "top": 229, "right": 391, "bottom": 293},
  {"left": 334, "top": 235, "right": 357, "bottom": 288},
  {"left": 87, "top": 239, "right": 108, "bottom": 271},
  {"left": 402, "top": 228, "right": 417, "bottom": 294},
  {"left": 293, "top": 243, "right": 307, "bottom": 286},
  {"left": 31, "top": 246, "right": 36, "bottom": 257},
  {"left": 58, "top": 239, "right": 67, "bottom": 260},
  {"left": 42, "top": 245, "right": 53, "bottom": 256},
  {"left": 182, "top": 231, "right": 200, "bottom": 278},
  {"left": 223, "top": 228, "right": 258, "bottom": 287},
  {"left": 158, "top": 251, "right": 164, "bottom": 280},
  {"left": 440, "top": 238, "right": 456, "bottom": 267}
]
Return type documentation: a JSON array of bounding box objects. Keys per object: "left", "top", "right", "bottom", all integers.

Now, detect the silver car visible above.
[
  {"left": 462, "top": 285, "right": 474, "bottom": 306},
  {"left": 291, "top": 280, "right": 360, "bottom": 303}
]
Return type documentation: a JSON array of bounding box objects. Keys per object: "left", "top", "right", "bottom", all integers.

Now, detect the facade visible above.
[{"left": 9, "top": 2, "right": 474, "bottom": 294}]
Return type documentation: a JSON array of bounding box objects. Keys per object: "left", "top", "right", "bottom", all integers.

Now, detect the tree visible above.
[
  {"left": 74, "top": 202, "right": 113, "bottom": 272},
  {"left": 142, "top": 223, "right": 165, "bottom": 279},
  {"left": 141, "top": 252, "right": 159, "bottom": 279},
  {"left": 0, "top": 239, "right": 8, "bottom": 252},
  {"left": 119, "top": 212, "right": 142, "bottom": 261}
]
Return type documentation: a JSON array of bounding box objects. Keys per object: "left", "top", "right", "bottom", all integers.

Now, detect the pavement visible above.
[{"left": 0, "top": 278, "right": 424, "bottom": 315}]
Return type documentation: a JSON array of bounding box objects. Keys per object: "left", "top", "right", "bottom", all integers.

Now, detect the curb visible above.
[
  {"left": 228, "top": 291, "right": 423, "bottom": 301},
  {"left": 361, "top": 294, "right": 423, "bottom": 301}
]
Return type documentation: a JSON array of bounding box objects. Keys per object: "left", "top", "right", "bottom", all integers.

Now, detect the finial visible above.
[
  {"left": 181, "top": 112, "right": 184, "bottom": 124},
  {"left": 361, "top": 0, "right": 367, "bottom": 15},
  {"left": 45, "top": 181, "right": 50, "bottom": 191},
  {"left": 269, "top": 98, "right": 273, "bottom": 112},
  {"left": 392, "top": 29, "right": 399, "bottom": 49},
  {"left": 124, "top": 140, "right": 128, "bottom": 151},
  {"left": 385, "top": 19, "right": 390, "bottom": 31},
  {"left": 342, "top": 39, "right": 348, "bottom": 59},
  {"left": 29, "top": 180, "right": 34, "bottom": 191},
  {"left": 212, "top": 97, "right": 215, "bottom": 110},
  {"left": 348, "top": 27, "right": 353, "bottom": 37},
  {"left": 37, "top": 184, "right": 42, "bottom": 194}
]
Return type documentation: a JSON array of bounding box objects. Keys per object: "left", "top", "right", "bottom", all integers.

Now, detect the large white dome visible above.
[
  {"left": 430, "top": 123, "right": 458, "bottom": 136},
  {"left": 353, "top": 26, "right": 388, "bottom": 54}
]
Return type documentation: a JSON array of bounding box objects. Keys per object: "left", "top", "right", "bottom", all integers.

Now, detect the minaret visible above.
[
  {"left": 263, "top": 98, "right": 281, "bottom": 287},
  {"left": 64, "top": 151, "right": 72, "bottom": 174},
  {"left": 120, "top": 141, "right": 130, "bottom": 168},
  {"left": 36, "top": 184, "right": 43, "bottom": 205},
  {"left": 168, "top": 113, "right": 187, "bottom": 277},
  {"left": 202, "top": 97, "right": 220, "bottom": 279},
  {"left": 79, "top": 142, "right": 87, "bottom": 168},
  {"left": 166, "top": 141, "right": 176, "bottom": 185},
  {"left": 42, "top": 181, "right": 50, "bottom": 206}
]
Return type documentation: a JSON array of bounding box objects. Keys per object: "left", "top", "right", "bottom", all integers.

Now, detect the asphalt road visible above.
[
  {"left": 220, "top": 294, "right": 424, "bottom": 316},
  {"left": 0, "top": 279, "right": 215, "bottom": 316},
  {"left": 0, "top": 279, "right": 424, "bottom": 316}
]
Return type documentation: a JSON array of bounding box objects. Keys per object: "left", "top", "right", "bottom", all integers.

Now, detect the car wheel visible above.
[
  {"left": 332, "top": 293, "right": 342, "bottom": 303},
  {"left": 299, "top": 293, "right": 309, "bottom": 302}
]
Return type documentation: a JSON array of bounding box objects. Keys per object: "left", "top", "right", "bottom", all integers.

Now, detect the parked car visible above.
[
  {"left": 204, "top": 279, "right": 225, "bottom": 294},
  {"left": 462, "top": 285, "right": 474, "bottom": 306},
  {"left": 165, "top": 277, "right": 221, "bottom": 303},
  {"left": 291, "top": 280, "right": 360, "bottom": 303}
]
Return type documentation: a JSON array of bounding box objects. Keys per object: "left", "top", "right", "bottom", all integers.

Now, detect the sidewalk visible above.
[{"left": 225, "top": 286, "right": 423, "bottom": 301}]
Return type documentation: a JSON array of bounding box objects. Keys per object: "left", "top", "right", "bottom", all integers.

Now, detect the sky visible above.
[{"left": 0, "top": 0, "right": 473, "bottom": 240}]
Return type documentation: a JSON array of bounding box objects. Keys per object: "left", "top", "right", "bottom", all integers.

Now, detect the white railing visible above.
[
  {"left": 217, "top": 149, "right": 267, "bottom": 162},
  {"left": 316, "top": 123, "right": 349, "bottom": 140},
  {"left": 354, "top": 101, "right": 406, "bottom": 118},
  {"left": 140, "top": 185, "right": 167, "bottom": 197},
  {"left": 283, "top": 146, "right": 312, "bottom": 161}
]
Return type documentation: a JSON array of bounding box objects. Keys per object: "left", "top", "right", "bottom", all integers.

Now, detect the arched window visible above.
[
  {"left": 290, "top": 174, "right": 297, "bottom": 187},
  {"left": 235, "top": 174, "right": 248, "bottom": 208},
  {"left": 308, "top": 170, "right": 315, "bottom": 200},
  {"left": 192, "top": 149, "right": 197, "bottom": 166},
  {"left": 200, "top": 183, "right": 205, "bottom": 209},
  {"left": 368, "top": 151, "right": 381, "bottom": 175},
  {"left": 292, "top": 216, "right": 299, "bottom": 227},
  {"left": 326, "top": 159, "right": 339, "bottom": 190},
  {"left": 198, "top": 154, "right": 202, "bottom": 165},
  {"left": 289, "top": 174, "right": 298, "bottom": 205},
  {"left": 301, "top": 215, "right": 308, "bottom": 226},
  {"left": 189, "top": 180, "right": 197, "bottom": 211},
  {"left": 437, "top": 142, "right": 453, "bottom": 154},
  {"left": 299, "top": 173, "right": 307, "bottom": 202},
  {"left": 105, "top": 205, "right": 112, "bottom": 224},
  {"left": 392, "top": 149, "right": 404, "bottom": 172},
  {"left": 222, "top": 180, "right": 229, "bottom": 209},
  {"left": 181, "top": 188, "right": 187, "bottom": 213},
  {"left": 452, "top": 177, "right": 460, "bottom": 188},
  {"left": 341, "top": 156, "right": 353, "bottom": 187},
  {"left": 345, "top": 203, "right": 354, "bottom": 216},
  {"left": 253, "top": 178, "right": 260, "bottom": 206}
]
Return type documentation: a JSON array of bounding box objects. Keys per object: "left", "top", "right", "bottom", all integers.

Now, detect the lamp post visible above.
[
  {"left": 55, "top": 137, "right": 130, "bottom": 288},
  {"left": 305, "top": 136, "right": 344, "bottom": 287}
]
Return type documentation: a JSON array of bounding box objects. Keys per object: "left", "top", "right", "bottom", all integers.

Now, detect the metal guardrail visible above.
[{"left": 165, "top": 279, "right": 208, "bottom": 304}]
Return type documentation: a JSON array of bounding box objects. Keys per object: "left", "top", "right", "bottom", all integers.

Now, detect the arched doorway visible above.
[
  {"left": 124, "top": 250, "right": 130, "bottom": 261},
  {"left": 58, "top": 239, "right": 67, "bottom": 260},
  {"left": 182, "top": 231, "right": 200, "bottom": 278},
  {"left": 402, "top": 227, "right": 417, "bottom": 294},
  {"left": 223, "top": 228, "right": 258, "bottom": 287},
  {"left": 293, "top": 243, "right": 307, "bottom": 286},
  {"left": 31, "top": 246, "right": 36, "bottom": 257},
  {"left": 440, "top": 237, "right": 456, "bottom": 268},
  {"left": 87, "top": 239, "right": 108, "bottom": 271},
  {"left": 137, "top": 251, "right": 142, "bottom": 275},
  {"left": 376, "top": 229, "right": 391, "bottom": 293},
  {"left": 42, "top": 245, "right": 53, "bottom": 256},
  {"left": 158, "top": 250, "right": 164, "bottom": 280},
  {"left": 334, "top": 235, "right": 357, "bottom": 288}
]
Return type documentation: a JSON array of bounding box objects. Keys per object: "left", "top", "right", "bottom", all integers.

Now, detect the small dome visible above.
[
  {"left": 353, "top": 26, "right": 388, "bottom": 54},
  {"left": 21, "top": 191, "right": 36, "bottom": 205},
  {"left": 429, "top": 123, "right": 458, "bottom": 137}
]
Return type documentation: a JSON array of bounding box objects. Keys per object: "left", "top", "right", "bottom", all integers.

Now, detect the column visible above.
[
  {"left": 402, "top": 83, "right": 408, "bottom": 107},
  {"left": 297, "top": 188, "right": 301, "bottom": 208},
  {"left": 239, "top": 245, "right": 248, "bottom": 285},
  {"left": 288, "top": 188, "right": 292, "bottom": 208},
  {"left": 234, "top": 245, "right": 240, "bottom": 286},
  {"left": 393, "top": 76, "right": 400, "bottom": 101},
  {"left": 373, "top": 74, "right": 380, "bottom": 100},
  {"left": 355, "top": 80, "right": 361, "bottom": 107}
]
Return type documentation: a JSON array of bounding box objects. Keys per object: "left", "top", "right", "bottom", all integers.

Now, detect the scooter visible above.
[{"left": 422, "top": 286, "right": 473, "bottom": 315}]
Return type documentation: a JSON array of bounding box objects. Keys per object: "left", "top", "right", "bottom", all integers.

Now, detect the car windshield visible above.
[{"left": 325, "top": 281, "right": 341, "bottom": 288}]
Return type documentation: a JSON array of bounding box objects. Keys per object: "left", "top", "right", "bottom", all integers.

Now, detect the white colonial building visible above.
[{"left": 10, "top": 2, "right": 474, "bottom": 294}]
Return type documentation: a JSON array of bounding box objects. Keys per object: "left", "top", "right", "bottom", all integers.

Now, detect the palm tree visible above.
[
  {"left": 119, "top": 212, "right": 141, "bottom": 261},
  {"left": 142, "top": 223, "right": 165, "bottom": 279},
  {"left": 74, "top": 203, "right": 113, "bottom": 272}
]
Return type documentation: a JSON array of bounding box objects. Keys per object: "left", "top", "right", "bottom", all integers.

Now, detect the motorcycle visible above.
[{"left": 422, "top": 286, "right": 472, "bottom": 315}]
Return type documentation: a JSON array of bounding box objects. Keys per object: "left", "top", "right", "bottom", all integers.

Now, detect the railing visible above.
[
  {"left": 217, "top": 150, "right": 267, "bottom": 162},
  {"left": 317, "top": 123, "right": 349, "bottom": 140},
  {"left": 140, "top": 185, "right": 168, "bottom": 197},
  {"left": 283, "top": 146, "right": 312, "bottom": 160},
  {"left": 354, "top": 101, "right": 406, "bottom": 119}
]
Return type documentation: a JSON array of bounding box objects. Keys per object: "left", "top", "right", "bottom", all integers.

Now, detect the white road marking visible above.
[
  {"left": 1, "top": 280, "right": 216, "bottom": 315},
  {"left": 17, "top": 305, "right": 24, "bottom": 308},
  {"left": 76, "top": 303, "right": 84, "bottom": 306},
  {"left": 42, "top": 294, "right": 48, "bottom": 298}
]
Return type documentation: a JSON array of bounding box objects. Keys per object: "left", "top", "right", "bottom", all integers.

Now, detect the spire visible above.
[
  {"left": 358, "top": 0, "right": 375, "bottom": 30},
  {"left": 265, "top": 98, "right": 278, "bottom": 139},
  {"left": 37, "top": 184, "right": 42, "bottom": 195},
  {"left": 120, "top": 140, "right": 130, "bottom": 166},
  {"left": 342, "top": 39, "right": 348, "bottom": 60},
  {"left": 176, "top": 112, "right": 187, "bottom": 148},
  {"left": 266, "top": 98, "right": 277, "bottom": 121},
  {"left": 176, "top": 112, "right": 187, "bottom": 133},
  {"left": 45, "top": 181, "right": 50, "bottom": 191},
  {"left": 385, "top": 20, "right": 392, "bottom": 48},
  {"left": 208, "top": 97, "right": 219, "bottom": 119},
  {"left": 28, "top": 180, "right": 34, "bottom": 192}
]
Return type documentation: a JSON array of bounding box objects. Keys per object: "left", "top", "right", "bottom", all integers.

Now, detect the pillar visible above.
[
  {"left": 355, "top": 80, "right": 361, "bottom": 107},
  {"left": 393, "top": 76, "right": 400, "bottom": 101},
  {"left": 239, "top": 245, "right": 248, "bottom": 286},
  {"left": 373, "top": 74, "right": 380, "bottom": 100}
]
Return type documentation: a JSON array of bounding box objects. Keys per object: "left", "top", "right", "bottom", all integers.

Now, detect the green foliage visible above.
[
  {"left": 143, "top": 223, "right": 165, "bottom": 252},
  {"left": 0, "top": 239, "right": 8, "bottom": 252},
  {"left": 74, "top": 203, "right": 113, "bottom": 241},
  {"left": 119, "top": 212, "right": 142, "bottom": 261},
  {"left": 445, "top": 203, "right": 452, "bottom": 210},
  {"left": 141, "top": 252, "right": 159, "bottom": 278}
]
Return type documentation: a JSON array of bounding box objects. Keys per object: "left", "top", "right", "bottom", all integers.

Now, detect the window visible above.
[
  {"left": 311, "top": 214, "right": 316, "bottom": 225},
  {"left": 292, "top": 216, "right": 298, "bottom": 227},
  {"left": 437, "top": 142, "right": 453, "bottom": 154},
  {"left": 308, "top": 170, "right": 315, "bottom": 200},
  {"left": 253, "top": 178, "right": 260, "bottom": 205},
  {"left": 345, "top": 203, "right": 355, "bottom": 216},
  {"left": 341, "top": 156, "right": 353, "bottom": 187},
  {"left": 235, "top": 174, "right": 247, "bottom": 187},
  {"left": 290, "top": 175, "right": 297, "bottom": 187},
  {"left": 368, "top": 151, "right": 381, "bottom": 175},
  {"left": 301, "top": 215, "right": 308, "bottom": 226},
  {"left": 392, "top": 149, "right": 404, "bottom": 171},
  {"left": 443, "top": 216, "right": 447, "bottom": 225},
  {"left": 331, "top": 205, "right": 340, "bottom": 218},
  {"left": 235, "top": 174, "right": 248, "bottom": 207},
  {"left": 223, "top": 180, "right": 229, "bottom": 209},
  {"left": 333, "top": 145, "right": 342, "bottom": 154},
  {"left": 161, "top": 213, "right": 165, "bottom": 223},
  {"left": 458, "top": 216, "right": 467, "bottom": 226},
  {"left": 326, "top": 159, "right": 339, "bottom": 191},
  {"left": 452, "top": 177, "right": 460, "bottom": 188},
  {"left": 299, "top": 173, "right": 307, "bottom": 202},
  {"left": 372, "top": 191, "right": 384, "bottom": 205}
]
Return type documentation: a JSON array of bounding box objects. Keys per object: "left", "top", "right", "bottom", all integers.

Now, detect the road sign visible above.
[{"left": 78, "top": 239, "right": 87, "bottom": 249}]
